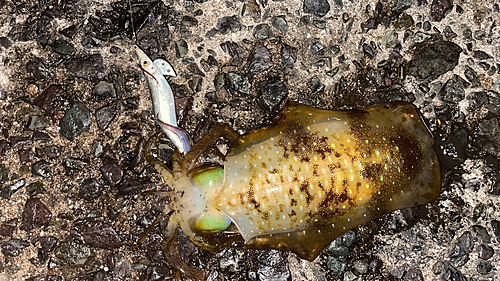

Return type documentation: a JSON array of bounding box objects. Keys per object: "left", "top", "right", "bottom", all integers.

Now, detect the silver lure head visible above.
[{"left": 134, "top": 46, "right": 176, "bottom": 78}]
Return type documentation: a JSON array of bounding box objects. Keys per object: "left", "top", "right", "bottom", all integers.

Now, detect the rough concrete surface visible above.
[{"left": 0, "top": 0, "right": 499, "bottom": 280}]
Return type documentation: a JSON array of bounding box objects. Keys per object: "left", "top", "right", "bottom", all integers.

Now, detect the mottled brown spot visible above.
[
  {"left": 262, "top": 211, "right": 269, "bottom": 220},
  {"left": 312, "top": 164, "right": 319, "bottom": 176},
  {"left": 261, "top": 162, "right": 267, "bottom": 169},
  {"left": 328, "top": 163, "right": 340, "bottom": 173},
  {"left": 247, "top": 187, "right": 262, "bottom": 213},
  {"left": 290, "top": 198, "right": 297, "bottom": 206},
  {"left": 300, "top": 181, "right": 314, "bottom": 205}
]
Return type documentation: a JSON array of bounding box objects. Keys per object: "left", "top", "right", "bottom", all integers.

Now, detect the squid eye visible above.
[{"left": 142, "top": 60, "right": 150, "bottom": 67}]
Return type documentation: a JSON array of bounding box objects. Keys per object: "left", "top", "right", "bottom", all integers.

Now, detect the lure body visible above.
[
  {"left": 134, "top": 46, "right": 192, "bottom": 153},
  {"left": 146, "top": 101, "right": 441, "bottom": 262}
]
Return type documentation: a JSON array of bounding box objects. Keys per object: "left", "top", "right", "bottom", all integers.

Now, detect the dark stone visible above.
[
  {"left": 33, "top": 85, "right": 68, "bottom": 115},
  {"left": 206, "top": 15, "right": 241, "bottom": 37},
  {"left": 473, "top": 118, "right": 500, "bottom": 156},
  {"left": 181, "top": 15, "right": 198, "bottom": 28},
  {"left": 308, "top": 77, "right": 325, "bottom": 96},
  {"left": 464, "top": 65, "right": 481, "bottom": 88},
  {"left": 257, "top": 76, "right": 288, "bottom": 113},
  {"left": 326, "top": 256, "right": 346, "bottom": 275},
  {"left": 361, "top": 18, "right": 379, "bottom": 32},
  {"left": 26, "top": 181, "right": 46, "bottom": 197},
  {"left": 78, "top": 178, "right": 103, "bottom": 201},
  {"left": 92, "top": 81, "right": 116, "bottom": 102},
  {"left": 0, "top": 222, "right": 16, "bottom": 237},
  {"left": 100, "top": 163, "right": 123, "bottom": 186},
  {"left": 493, "top": 177, "right": 500, "bottom": 197},
  {"left": 38, "top": 236, "right": 58, "bottom": 262},
  {"left": 43, "top": 145, "right": 61, "bottom": 158},
  {"left": 472, "top": 225, "right": 491, "bottom": 243},
  {"left": 10, "top": 136, "right": 32, "bottom": 150},
  {"left": 247, "top": 42, "right": 273, "bottom": 73},
  {"left": 408, "top": 41, "right": 462, "bottom": 81},
  {"left": 430, "top": 0, "right": 453, "bottom": 22},
  {"left": 174, "top": 39, "right": 188, "bottom": 58},
  {"left": 60, "top": 25, "right": 77, "bottom": 39},
  {"left": 443, "top": 26, "right": 458, "bottom": 39},
  {"left": 71, "top": 219, "right": 123, "bottom": 249},
  {"left": 33, "top": 131, "right": 51, "bottom": 141},
  {"left": 467, "top": 91, "right": 488, "bottom": 110},
  {"left": 214, "top": 72, "right": 252, "bottom": 96},
  {"left": 122, "top": 96, "right": 140, "bottom": 111},
  {"left": 65, "top": 54, "right": 105, "bottom": 81},
  {"left": 21, "top": 198, "right": 52, "bottom": 231},
  {"left": 352, "top": 260, "right": 368, "bottom": 275},
  {"left": 220, "top": 41, "right": 246, "bottom": 66},
  {"left": 0, "top": 37, "right": 12, "bottom": 48},
  {"left": 272, "top": 16, "right": 288, "bottom": 32},
  {"left": 0, "top": 179, "right": 25, "bottom": 199},
  {"left": 281, "top": 44, "right": 298, "bottom": 65},
  {"left": 50, "top": 38, "right": 75, "bottom": 55},
  {"left": 27, "top": 115, "right": 49, "bottom": 131},
  {"left": 116, "top": 179, "right": 154, "bottom": 196},
  {"left": 241, "top": 0, "right": 261, "bottom": 19},
  {"left": 392, "top": 0, "right": 412, "bottom": 13},
  {"left": 257, "top": 250, "right": 290, "bottom": 280},
  {"left": 131, "top": 137, "right": 146, "bottom": 167},
  {"left": 439, "top": 79, "right": 465, "bottom": 103},
  {"left": 491, "top": 220, "right": 500, "bottom": 242},
  {"left": 188, "top": 76, "right": 203, "bottom": 92},
  {"left": 26, "top": 57, "right": 54, "bottom": 81},
  {"left": 63, "top": 158, "right": 88, "bottom": 176},
  {"left": 478, "top": 244, "right": 494, "bottom": 260},
  {"left": 362, "top": 43, "right": 376, "bottom": 59},
  {"left": 422, "top": 21, "right": 431, "bottom": 31},
  {"left": 478, "top": 61, "right": 490, "bottom": 71},
  {"left": 18, "top": 148, "right": 34, "bottom": 164},
  {"left": 186, "top": 63, "right": 205, "bottom": 77},
  {"left": 310, "top": 42, "right": 325, "bottom": 55},
  {"left": 394, "top": 14, "right": 415, "bottom": 29},
  {"left": 459, "top": 231, "right": 474, "bottom": 252},
  {"left": 477, "top": 260, "right": 493, "bottom": 275},
  {"left": 59, "top": 103, "right": 92, "bottom": 141},
  {"left": 1, "top": 239, "right": 30, "bottom": 257},
  {"left": 0, "top": 163, "right": 8, "bottom": 185},
  {"left": 54, "top": 239, "right": 91, "bottom": 266},
  {"left": 303, "top": 0, "right": 330, "bottom": 17},
  {"left": 120, "top": 122, "right": 142, "bottom": 136},
  {"left": 0, "top": 85, "right": 4, "bottom": 100},
  {"left": 449, "top": 231, "right": 473, "bottom": 267},
  {"left": 441, "top": 262, "right": 467, "bottom": 280},
  {"left": 473, "top": 50, "right": 493, "bottom": 60},
  {"left": 403, "top": 267, "right": 423, "bottom": 281},
  {"left": 31, "top": 160, "right": 52, "bottom": 178},
  {"left": 96, "top": 102, "right": 120, "bottom": 130},
  {"left": 253, "top": 23, "right": 273, "bottom": 40}
]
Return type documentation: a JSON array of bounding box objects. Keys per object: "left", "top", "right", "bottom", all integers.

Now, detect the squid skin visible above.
[{"left": 149, "top": 101, "right": 441, "bottom": 262}]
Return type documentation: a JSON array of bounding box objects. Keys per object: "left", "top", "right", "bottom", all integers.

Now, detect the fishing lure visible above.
[
  {"left": 145, "top": 99, "right": 441, "bottom": 264},
  {"left": 134, "top": 46, "right": 192, "bottom": 154}
]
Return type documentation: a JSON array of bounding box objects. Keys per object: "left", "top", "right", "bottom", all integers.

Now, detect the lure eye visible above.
[{"left": 142, "top": 60, "right": 150, "bottom": 67}]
